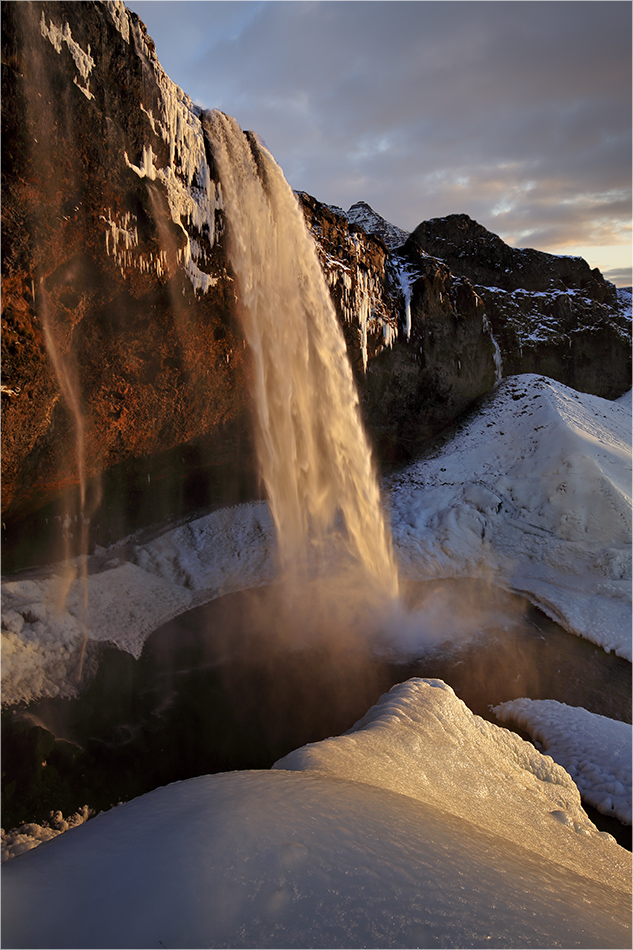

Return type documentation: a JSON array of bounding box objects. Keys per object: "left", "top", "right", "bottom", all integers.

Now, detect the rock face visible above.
[
  {"left": 1, "top": 0, "right": 255, "bottom": 554},
  {"left": 1, "top": 1, "right": 630, "bottom": 565},
  {"left": 408, "top": 215, "right": 631, "bottom": 398},
  {"left": 298, "top": 194, "right": 499, "bottom": 459},
  {"left": 410, "top": 214, "right": 615, "bottom": 300}
]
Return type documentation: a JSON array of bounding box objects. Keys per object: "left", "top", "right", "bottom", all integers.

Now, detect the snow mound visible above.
[
  {"left": 389, "top": 374, "right": 632, "bottom": 659},
  {"left": 3, "top": 735, "right": 630, "bottom": 948},
  {"left": 494, "top": 698, "right": 632, "bottom": 825},
  {"left": 275, "top": 677, "right": 628, "bottom": 889}
]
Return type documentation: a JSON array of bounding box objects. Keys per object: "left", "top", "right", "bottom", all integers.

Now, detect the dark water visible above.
[{"left": 2, "top": 581, "right": 630, "bottom": 848}]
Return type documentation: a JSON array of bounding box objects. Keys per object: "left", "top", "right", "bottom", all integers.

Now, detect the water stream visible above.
[
  {"left": 39, "top": 282, "right": 101, "bottom": 680},
  {"left": 203, "top": 111, "right": 398, "bottom": 601}
]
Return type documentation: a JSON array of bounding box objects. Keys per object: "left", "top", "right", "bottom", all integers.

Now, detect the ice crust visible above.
[
  {"left": 494, "top": 697, "right": 632, "bottom": 825},
  {"left": 2, "top": 684, "right": 630, "bottom": 949},
  {"left": 275, "top": 677, "right": 627, "bottom": 887}
]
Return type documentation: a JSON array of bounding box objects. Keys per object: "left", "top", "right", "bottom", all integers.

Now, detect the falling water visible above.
[
  {"left": 39, "top": 281, "right": 100, "bottom": 679},
  {"left": 204, "top": 111, "right": 398, "bottom": 599}
]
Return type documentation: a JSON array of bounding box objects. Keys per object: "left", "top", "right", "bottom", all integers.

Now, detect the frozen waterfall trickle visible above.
[{"left": 204, "top": 111, "right": 398, "bottom": 599}]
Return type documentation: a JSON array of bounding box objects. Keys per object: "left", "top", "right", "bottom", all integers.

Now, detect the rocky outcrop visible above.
[
  {"left": 410, "top": 214, "right": 616, "bottom": 301},
  {"left": 407, "top": 215, "right": 631, "bottom": 399}
]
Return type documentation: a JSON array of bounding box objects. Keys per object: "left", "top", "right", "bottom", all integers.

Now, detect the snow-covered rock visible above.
[{"left": 345, "top": 199, "right": 410, "bottom": 249}]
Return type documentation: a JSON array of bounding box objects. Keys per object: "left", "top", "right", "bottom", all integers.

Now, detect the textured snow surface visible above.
[
  {"left": 389, "top": 374, "right": 632, "bottom": 659},
  {"left": 494, "top": 698, "right": 632, "bottom": 825},
  {"left": 3, "top": 682, "right": 630, "bottom": 950},
  {"left": 276, "top": 678, "right": 628, "bottom": 887}
]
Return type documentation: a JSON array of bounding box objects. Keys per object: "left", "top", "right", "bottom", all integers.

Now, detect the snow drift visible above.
[{"left": 2, "top": 679, "right": 630, "bottom": 949}]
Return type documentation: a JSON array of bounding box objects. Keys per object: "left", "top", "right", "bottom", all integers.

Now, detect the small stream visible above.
[{"left": 3, "top": 580, "right": 630, "bottom": 849}]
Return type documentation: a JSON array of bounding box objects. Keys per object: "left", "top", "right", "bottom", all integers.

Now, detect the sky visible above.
[{"left": 127, "top": 1, "right": 632, "bottom": 286}]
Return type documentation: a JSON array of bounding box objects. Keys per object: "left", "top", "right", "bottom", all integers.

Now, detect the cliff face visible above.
[
  {"left": 408, "top": 215, "right": 631, "bottom": 399},
  {"left": 1, "top": 0, "right": 254, "bottom": 541},
  {"left": 1, "top": 1, "right": 630, "bottom": 563},
  {"left": 298, "top": 194, "right": 500, "bottom": 459}
]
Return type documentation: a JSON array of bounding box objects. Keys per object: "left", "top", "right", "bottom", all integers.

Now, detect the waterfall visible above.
[
  {"left": 39, "top": 282, "right": 101, "bottom": 680},
  {"left": 203, "top": 111, "right": 398, "bottom": 599}
]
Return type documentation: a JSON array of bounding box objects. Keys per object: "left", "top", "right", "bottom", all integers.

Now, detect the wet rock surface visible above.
[{"left": 1, "top": 0, "right": 251, "bottom": 530}]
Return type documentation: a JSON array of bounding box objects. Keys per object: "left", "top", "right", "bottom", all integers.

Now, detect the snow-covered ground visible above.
[
  {"left": 389, "top": 374, "right": 632, "bottom": 660},
  {"left": 3, "top": 679, "right": 630, "bottom": 950}
]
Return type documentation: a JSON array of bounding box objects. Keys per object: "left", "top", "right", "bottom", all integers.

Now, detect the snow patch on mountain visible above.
[{"left": 345, "top": 201, "right": 410, "bottom": 249}]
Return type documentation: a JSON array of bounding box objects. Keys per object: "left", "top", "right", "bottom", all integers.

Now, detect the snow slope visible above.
[
  {"left": 3, "top": 680, "right": 630, "bottom": 950},
  {"left": 494, "top": 698, "right": 632, "bottom": 825},
  {"left": 389, "top": 374, "right": 632, "bottom": 659}
]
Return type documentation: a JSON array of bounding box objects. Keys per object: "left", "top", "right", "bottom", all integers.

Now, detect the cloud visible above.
[{"left": 128, "top": 1, "right": 632, "bottom": 282}]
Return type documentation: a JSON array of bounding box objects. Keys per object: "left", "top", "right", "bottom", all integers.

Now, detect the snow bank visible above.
[
  {"left": 276, "top": 677, "right": 628, "bottom": 888},
  {"left": 389, "top": 374, "right": 632, "bottom": 659},
  {"left": 3, "top": 684, "right": 630, "bottom": 949},
  {"left": 494, "top": 697, "right": 632, "bottom": 825},
  {"left": 1, "top": 503, "right": 276, "bottom": 705}
]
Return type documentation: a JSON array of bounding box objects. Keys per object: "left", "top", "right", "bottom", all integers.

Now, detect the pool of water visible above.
[{"left": 3, "top": 580, "right": 630, "bottom": 848}]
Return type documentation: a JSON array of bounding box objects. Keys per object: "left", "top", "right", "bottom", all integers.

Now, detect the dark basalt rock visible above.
[
  {"left": 407, "top": 214, "right": 631, "bottom": 399},
  {"left": 363, "top": 251, "right": 498, "bottom": 460},
  {"left": 409, "top": 213, "right": 616, "bottom": 301}
]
